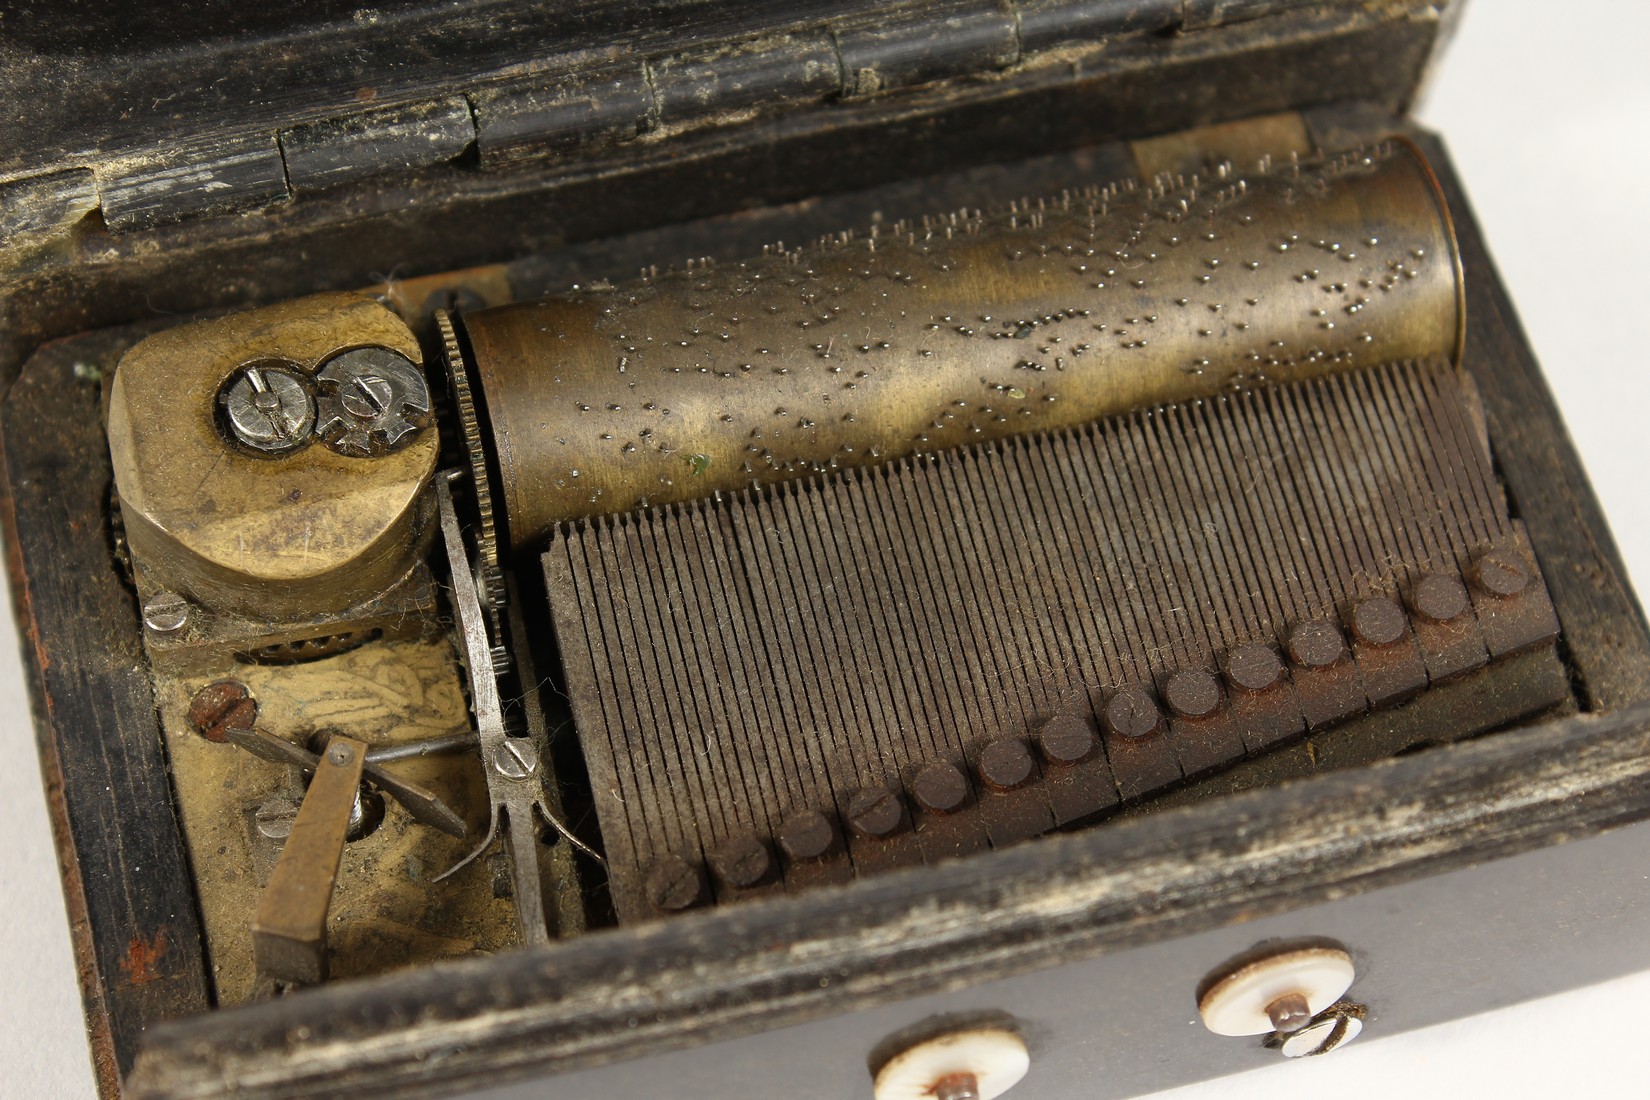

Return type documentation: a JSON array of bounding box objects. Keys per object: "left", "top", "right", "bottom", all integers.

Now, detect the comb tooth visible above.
[
  {"left": 1250, "top": 381, "right": 1367, "bottom": 727},
  {"left": 804, "top": 476, "right": 892, "bottom": 758},
  {"left": 1433, "top": 365, "right": 1513, "bottom": 546},
  {"left": 661, "top": 506, "right": 788, "bottom": 903},
  {"left": 722, "top": 496, "right": 854, "bottom": 891},
  {"left": 580, "top": 519, "right": 683, "bottom": 921},
  {"left": 1159, "top": 402, "right": 1260, "bottom": 648},
  {"left": 847, "top": 465, "right": 992, "bottom": 860},
  {"left": 1169, "top": 399, "right": 1297, "bottom": 751},
  {"left": 817, "top": 472, "right": 949, "bottom": 864},
  {"left": 1308, "top": 370, "right": 1429, "bottom": 710},
  {"left": 1136, "top": 407, "right": 1249, "bottom": 774},
  {"left": 616, "top": 509, "right": 729, "bottom": 881},
  {"left": 542, "top": 527, "right": 652, "bottom": 898},
  {"left": 632, "top": 511, "right": 741, "bottom": 865},
  {"left": 991, "top": 441, "right": 1121, "bottom": 825},
  {"left": 1108, "top": 410, "right": 1229, "bottom": 777},
  {"left": 1377, "top": 363, "right": 1493, "bottom": 680},
  {"left": 1034, "top": 427, "right": 1132, "bottom": 691},
  {"left": 1349, "top": 364, "right": 1444, "bottom": 576},
  {"left": 1407, "top": 362, "right": 1507, "bottom": 556},
  {"left": 908, "top": 451, "right": 1012, "bottom": 842},
  {"left": 1044, "top": 427, "right": 1184, "bottom": 799},
  {"left": 940, "top": 450, "right": 1057, "bottom": 844},
  {"left": 694, "top": 504, "right": 820, "bottom": 836},
  {"left": 1218, "top": 385, "right": 1314, "bottom": 628},
  {"left": 1344, "top": 366, "right": 1487, "bottom": 682},
  {"left": 550, "top": 362, "right": 1541, "bottom": 920},
  {"left": 1183, "top": 397, "right": 1314, "bottom": 750},
  {"left": 782, "top": 473, "right": 925, "bottom": 873},
  {"left": 760, "top": 485, "right": 865, "bottom": 795}
]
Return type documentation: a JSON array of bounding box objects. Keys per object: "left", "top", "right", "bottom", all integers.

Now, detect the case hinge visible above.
[
  {"left": 99, "top": 135, "right": 290, "bottom": 232},
  {"left": 65, "top": 0, "right": 1377, "bottom": 232},
  {"left": 1181, "top": 0, "right": 1325, "bottom": 30},
  {"left": 279, "top": 97, "right": 476, "bottom": 195},
  {"left": 833, "top": 1, "right": 1021, "bottom": 98}
]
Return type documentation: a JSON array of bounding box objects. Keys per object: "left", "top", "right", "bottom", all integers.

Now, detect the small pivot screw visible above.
[
  {"left": 221, "top": 363, "right": 315, "bottom": 455},
  {"left": 489, "top": 739, "right": 539, "bottom": 780},
  {"left": 142, "top": 591, "right": 190, "bottom": 635}
]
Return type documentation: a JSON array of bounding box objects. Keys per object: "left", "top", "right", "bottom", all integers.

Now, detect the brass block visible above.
[{"left": 107, "top": 292, "right": 438, "bottom": 620}]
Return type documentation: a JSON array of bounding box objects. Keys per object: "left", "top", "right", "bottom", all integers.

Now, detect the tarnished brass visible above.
[
  {"left": 1130, "top": 111, "right": 1314, "bottom": 181},
  {"left": 106, "top": 292, "right": 438, "bottom": 621},
  {"left": 155, "top": 637, "right": 529, "bottom": 1006},
  {"left": 251, "top": 733, "right": 367, "bottom": 985},
  {"left": 463, "top": 140, "right": 1462, "bottom": 552}
]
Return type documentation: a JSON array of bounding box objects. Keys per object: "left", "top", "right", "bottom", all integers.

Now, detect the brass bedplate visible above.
[{"left": 100, "top": 123, "right": 1560, "bottom": 997}]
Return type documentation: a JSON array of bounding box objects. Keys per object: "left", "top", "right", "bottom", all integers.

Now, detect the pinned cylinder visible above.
[{"left": 458, "top": 140, "right": 1462, "bottom": 553}]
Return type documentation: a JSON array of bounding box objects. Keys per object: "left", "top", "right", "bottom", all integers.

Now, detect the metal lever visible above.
[
  {"left": 225, "top": 725, "right": 468, "bottom": 839},
  {"left": 432, "top": 472, "right": 595, "bottom": 947},
  {"left": 251, "top": 734, "right": 366, "bottom": 984}
]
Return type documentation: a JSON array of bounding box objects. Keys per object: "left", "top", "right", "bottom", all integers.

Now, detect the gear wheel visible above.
[
  {"left": 313, "top": 347, "right": 431, "bottom": 457},
  {"left": 436, "top": 310, "right": 507, "bottom": 615}
]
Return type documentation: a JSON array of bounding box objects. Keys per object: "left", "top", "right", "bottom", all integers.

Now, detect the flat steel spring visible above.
[{"left": 543, "top": 359, "right": 1557, "bottom": 922}]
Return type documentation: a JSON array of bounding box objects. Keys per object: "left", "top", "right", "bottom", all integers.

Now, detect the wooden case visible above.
[{"left": 2, "top": 2, "right": 1646, "bottom": 1097}]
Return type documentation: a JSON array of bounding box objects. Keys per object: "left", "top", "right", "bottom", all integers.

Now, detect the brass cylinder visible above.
[{"left": 465, "top": 140, "right": 1462, "bottom": 553}]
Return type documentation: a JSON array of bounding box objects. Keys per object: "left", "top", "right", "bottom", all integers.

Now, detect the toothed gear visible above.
[
  {"left": 437, "top": 309, "right": 507, "bottom": 612},
  {"left": 313, "top": 347, "right": 431, "bottom": 457}
]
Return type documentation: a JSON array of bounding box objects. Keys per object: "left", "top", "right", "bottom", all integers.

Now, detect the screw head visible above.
[
  {"left": 932, "top": 1073, "right": 983, "bottom": 1100},
  {"left": 489, "top": 739, "right": 539, "bottom": 780},
  {"left": 142, "top": 591, "right": 190, "bottom": 635},
  {"left": 1165, "top": 667, "right": 1222, "bottom": 719},
  {"left": 220, "top": 363, "right": 315, "bottom": 454},
  {"left": 339, "top": 373, "right": 395, "bottom": 421},
  {"left": 1225, "top": 642, "right": 1283, "bottom": 693},
  {"left": 1473, "top": 545, "right": 1530, "bottom": 598},
  {"left": 1105, "top": 685, "right": 1162, "bottom": 739},
  {"left": 1412, "top": 573, "right": 1469, "bottom": 623},
  {"left": 847, "top": 785, "right": 905, "bottom": 838},
  {"left": 872, "top": 1028, "right": 1029, "bottom": 1100},
  {"left": 1350, "top": 596, "right": 1407, "bottom": 647},
  {"left": 708, "top": 832, "right": 773, "bottom": 889},
  {"left": 1267, "top": 992, "right": 1313, "bottom": 1033},
  {"left": 776, "top": 809, "right": 836, "bottom": 861},
  {"left": 252, "top": 797, "right": 299, "bottom": 840},
  {"left": 645, "top": 853, "right": 706, "bottom": 912},
  {"left": 188, "top": 680, "right": 256, "bottom": 743},
  {"left": 1198, "top": 946, "right": 1356, "bottom": 1037},
  {"left": 314, "top": 347, "right": 431, "bottom": 457},
  {"left": 326, "top": 741, "right": 356, "bottom": 767},
  {"left": 1288, "top": 620, "right": 1346, "bottom": 669},
  {"left": 978, "top": 738, "right": 1036, "bottom": 792}
]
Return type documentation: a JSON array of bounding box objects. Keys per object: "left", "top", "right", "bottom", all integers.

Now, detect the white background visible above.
[{"left": 2, "top": 1, "right": 1647, "bottom": 1094}]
